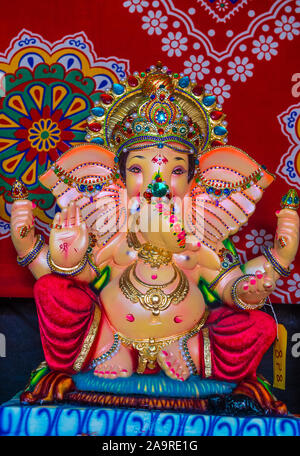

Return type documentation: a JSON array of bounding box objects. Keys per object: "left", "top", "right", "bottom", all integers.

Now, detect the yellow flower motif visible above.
[{"left": 28, "top": 119, "right": 61, "bottom": 152}]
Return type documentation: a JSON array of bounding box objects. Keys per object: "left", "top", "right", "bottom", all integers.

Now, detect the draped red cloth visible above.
[
  {"left": 33, "top": 274, "right": 99, "bottom": 374},
  {"left": 34, "top": 274, "right": 277, "bottom": 381},
  {"left": 203, "top": 307, "right": 277, "bottom": 382}
]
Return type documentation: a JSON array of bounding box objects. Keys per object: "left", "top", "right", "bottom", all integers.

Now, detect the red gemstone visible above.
[
  {"left": 89, "top": 122, "right": 102, "bottom": 132},
  {"left": 195, "top": 139, "right": 200, "bottom": 146},
  {"left": 126, "top": 128, "right": 132, "bottom": 135},
  {"left": 158, "top": 128, "right": 164, "bottom": 135},
  {"left": 211, "top": 140, "right": 223, "bottom": 147},
  {"left": 87, "top": 185, "right": 94, "bottom": 192},
  {"left": 101, "top": 93, "right": 113, "bottom": 105},
  {"left": 192, "top": 85, "right": 203, "bottom": 97},
  {"left": 159, "top": 93, "right": 165, "bottom": 101},
  {"left": 210, "top": 110, "right": 223, "bottom": 120},
  {"left": 128, "top": 76, "right": 139, "bottom": 87},
  {"left": 214, "top": 189, "right": 222, "bottom": 195},
  {"left": 187, "top": 132, "right": 194, "bottom": 138},
  {"left": 143, "top": 191, "right": 152, "bottom": 200},
  {"left": 156, "top": 177, "right": 162, "bottom": 182},
  {"left": 14, "top": 188, "right": 19, "bottom": 195}
]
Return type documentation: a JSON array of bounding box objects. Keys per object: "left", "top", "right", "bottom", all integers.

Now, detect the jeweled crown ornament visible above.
[
  {"left": 281, "top": 189, "right": 299, "bottom": 211},
  {"left": 85, "top": 62, "right": 228, "bottom": 163},
  {"left": 11, "top": 179, "right": 29, "bottom": 201}
]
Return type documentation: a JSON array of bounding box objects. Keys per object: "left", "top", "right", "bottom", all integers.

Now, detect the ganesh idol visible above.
[{"left": 10, "top": 63, "right": 299, "bottom": 405}]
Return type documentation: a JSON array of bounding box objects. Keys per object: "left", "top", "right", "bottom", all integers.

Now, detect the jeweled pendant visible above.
[{"left": 152, "top": 181, "right": 169, "bottom": 197}]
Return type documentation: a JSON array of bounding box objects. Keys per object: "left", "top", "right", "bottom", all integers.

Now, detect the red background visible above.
[{"left": 0, "top": 0, "right": 299, "bottom": 300}]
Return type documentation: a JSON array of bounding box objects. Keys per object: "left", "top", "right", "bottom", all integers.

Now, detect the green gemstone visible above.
[
  {"left": 63, "top": 179, "right": 69, "bottom": 184},
  {"left": 115, "top": 173, "right": 120, "bottom": 179},
  {"left": 140, "top": 72, "right": 146, "bottom": 77},
  {"left": 152, "top": 181, "right": 168, "bottom": 197},
  {"left": 173, "top": 73, "right": 179, "bottom": 78}
]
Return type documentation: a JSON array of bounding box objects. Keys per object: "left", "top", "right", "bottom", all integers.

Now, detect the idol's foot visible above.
[
  {"left": 157, "top": 336, "right": 199, "bottom": 381},
  {"left": 93, "top": 344, "right": 133, "bottom": 379}
]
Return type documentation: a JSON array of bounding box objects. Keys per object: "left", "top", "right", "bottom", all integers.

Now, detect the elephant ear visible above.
[
  {"left": 187, "top": 145, "right": 275, "bottom": 254},
  {"left": 39, "top": 143, "right": 127, "bottom": 248}
]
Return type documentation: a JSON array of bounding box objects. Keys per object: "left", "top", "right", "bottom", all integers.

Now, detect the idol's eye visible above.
[
  {"left": 127, "top": 165, "right": 142, "bottom": 174},
  {"left": 172, "top": 167, "right": 187, "bottom": 175}
]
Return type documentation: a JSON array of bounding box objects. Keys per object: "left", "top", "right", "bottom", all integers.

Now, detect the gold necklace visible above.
[
  {"left": 132, "top": 261, "right": 178, "bottom": 288},
  {"left": 127, "top": 231, "right": 172, "bottom": 268},
  {"left": 119, "top": 260, "right": 189, "bottom": 316}
]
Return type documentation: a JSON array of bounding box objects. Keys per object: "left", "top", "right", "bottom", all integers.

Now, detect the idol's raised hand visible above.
[
  {"left": 10, "top": 199, "right": 36, "bottom": 258},
  {"left": 49, "top": 201, "right": 89, "bottom": 268},
  {"left": 273, "top": 208, "right": 299, "bottom": 268}
]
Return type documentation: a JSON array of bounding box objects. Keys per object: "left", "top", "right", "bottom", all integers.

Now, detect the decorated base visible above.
[{"left": 1, "top": 394, "right": 300, "bottom": 436}]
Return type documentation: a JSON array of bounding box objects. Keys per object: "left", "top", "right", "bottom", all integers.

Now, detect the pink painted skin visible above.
[
  {"left": 243, "top": 284, "right": 249, "bottom": 291},
  {"left": 174, "top": 316, "right": 183, "bottom": 323},
  {"left": 151, "top": 274, "right": 158, "bottom": 280},
  {"left": 126, "top": 314, "right": 135, "bottom": 322},
  {"left": 250, "top": 279, "right": 256, "bottom": 285},
  {"left": 161, "top": 350, "right": 185, "bottom": 381}
]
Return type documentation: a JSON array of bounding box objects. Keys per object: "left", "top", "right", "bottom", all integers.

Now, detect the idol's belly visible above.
[{"left": 100, "top": 269, "right": 206, "bottom": 340}]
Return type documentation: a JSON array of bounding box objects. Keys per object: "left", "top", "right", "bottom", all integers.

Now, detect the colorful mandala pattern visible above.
[
  {"left": 276, "top": 103, "right": 300, "bottom": 191},
  {"left": 0, "top": 30, "right": 129, "bottom": 234}
]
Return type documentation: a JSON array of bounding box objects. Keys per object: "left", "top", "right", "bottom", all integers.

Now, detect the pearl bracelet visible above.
[{"left": 231, "top": 274, "right": 266, "bottom": 311}]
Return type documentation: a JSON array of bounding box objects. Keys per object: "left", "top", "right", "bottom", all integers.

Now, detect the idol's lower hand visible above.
[
  {"left": 10, "top": 199, "right": 36, "bottom": 257},
  {"left": 273, "top": 208, "right": 299, "bottom": 268},
  {"left": 236, "top": 263, "right": 277, "bottom": 305},
  {"left": 49, "top": 201, "right": 89, "bottom": 268}
]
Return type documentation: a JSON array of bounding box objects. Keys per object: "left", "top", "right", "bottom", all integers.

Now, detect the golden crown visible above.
[{"left": 85, "top": 62, "right": 228, "bottom": 160}]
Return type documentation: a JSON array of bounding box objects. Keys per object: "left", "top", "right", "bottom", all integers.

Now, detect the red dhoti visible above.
[{"left": 33, "top": 274, "right": 277, "bottom": 382}]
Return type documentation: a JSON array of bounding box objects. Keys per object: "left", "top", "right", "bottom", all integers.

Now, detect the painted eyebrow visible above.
[
  {"left": 174, "top": 157, "right": 185, "bottom": 161},
  {"left": 130, "top": 155, "right": 146, "bottom": 159}
]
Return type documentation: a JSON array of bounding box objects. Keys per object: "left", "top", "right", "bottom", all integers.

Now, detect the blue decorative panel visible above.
[{"left": 1, "top": 396, "right": 300, "bottom": 436}]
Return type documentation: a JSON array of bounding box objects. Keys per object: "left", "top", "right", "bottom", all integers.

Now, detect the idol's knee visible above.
[
  {"left": 34, "top": 273, "right": 72, "bottom": 300},
  {"left": 250, "top": 310, "right": 277, "bottom": 345}
]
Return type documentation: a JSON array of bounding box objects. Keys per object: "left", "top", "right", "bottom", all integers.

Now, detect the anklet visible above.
[{"left": 89, "top": 334, "right": 121, "bottom": 370}]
